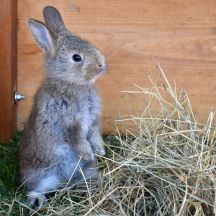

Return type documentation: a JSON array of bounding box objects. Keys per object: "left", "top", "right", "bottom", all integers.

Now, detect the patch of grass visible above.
[
  {"left": 0, "top": 132, "right": 26, "bottom": 215},
  {"left": 0, "top": 133, "right": 21, "bottom": 193}
]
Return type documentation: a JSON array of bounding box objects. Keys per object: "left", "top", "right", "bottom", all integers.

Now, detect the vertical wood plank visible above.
[{"left": 0, "top": 0, "right": 17, "bottom": 142}]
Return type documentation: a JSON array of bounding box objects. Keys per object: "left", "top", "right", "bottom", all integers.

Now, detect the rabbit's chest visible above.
[
  {"left": 57, "top": 94, "right": 99, "bottom": 131},
  {"left": 77, "top": 96, "right": 100, "bottom": 132}
]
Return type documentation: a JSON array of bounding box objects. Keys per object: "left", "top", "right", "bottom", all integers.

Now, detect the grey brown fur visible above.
[{"left": 19, "top": 6, "right": 106, "bottom": 207}]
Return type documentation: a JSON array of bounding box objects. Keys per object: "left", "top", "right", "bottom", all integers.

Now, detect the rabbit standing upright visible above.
[{"left": 19, "top": 6, "right": 106, "bottom": 207}]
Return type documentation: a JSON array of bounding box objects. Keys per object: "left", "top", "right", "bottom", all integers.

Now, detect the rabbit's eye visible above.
[{"left": 72, "top": 54, "right": 82, "bottom": 62}]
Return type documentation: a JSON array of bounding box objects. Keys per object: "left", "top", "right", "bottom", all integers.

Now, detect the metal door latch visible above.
[{"left": 14, "top": 92, "right": 25, "bottom": 101}]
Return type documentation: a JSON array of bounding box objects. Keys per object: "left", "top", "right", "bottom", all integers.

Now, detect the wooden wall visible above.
[
  {"left": 17, "top": 0, "right": 216, "bottom": 133},
  {"left": 0, "top": 0, "right": 17, "bottom": 141}
]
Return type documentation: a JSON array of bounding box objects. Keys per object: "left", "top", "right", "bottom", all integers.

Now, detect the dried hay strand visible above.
[{"left": 12, "top": 64, "right": 216, "bottom": 215}]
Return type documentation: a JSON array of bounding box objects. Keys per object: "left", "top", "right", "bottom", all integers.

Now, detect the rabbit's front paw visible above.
[
  {"left": 76, "top": 141, "right": 94, "bottom": 161},
  {"left": 89, "top": 135, "right": 106, "bottom": 156},
  {"left": 93, "top": 144, "right": 105, "bottom": 156}
]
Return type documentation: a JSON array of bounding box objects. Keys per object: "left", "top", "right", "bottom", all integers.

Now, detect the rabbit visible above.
[{"left": 19, "top": 5, "right": 106, "bottom": 208}]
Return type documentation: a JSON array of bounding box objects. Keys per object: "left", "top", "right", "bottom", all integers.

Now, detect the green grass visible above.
[
  {"left": 0, "top": 133, "right": 26, "bottom": 215},
  {"left": 0, "top": 133, "right": 21, "bottom": 193}
]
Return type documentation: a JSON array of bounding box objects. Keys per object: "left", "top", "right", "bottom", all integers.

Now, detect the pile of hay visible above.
[{"left": 15, "top": 64, "right": 216, "bottom": 215}]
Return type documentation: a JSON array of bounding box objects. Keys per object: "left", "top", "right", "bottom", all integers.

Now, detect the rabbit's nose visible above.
[
  {"left": 97, "top": 63, "right": 107, "bottom": 71},
  {"left": 97, "top": 64, "right": 103, "bottom": 68},
  {"left": 96, "top": 63, "right": 107, "bottom": 74}
]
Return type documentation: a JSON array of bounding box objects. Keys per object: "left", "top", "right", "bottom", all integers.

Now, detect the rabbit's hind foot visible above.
[
  {"left": 27, "top": 191, "right": 47, "bottom": 208},
  {"left": 26, "top": 175, "right": 59, "bottom": 208}
]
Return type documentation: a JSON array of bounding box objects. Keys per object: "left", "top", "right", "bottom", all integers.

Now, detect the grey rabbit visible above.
[{"left": 19, "top": 6, "right": 106, "bottom": 207}]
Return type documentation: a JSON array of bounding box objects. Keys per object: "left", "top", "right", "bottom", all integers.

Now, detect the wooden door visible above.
[
  {"left": 0, "top": 0, "right": 17, "bottom": 142},
  {"left": 17, "top": 1, "right": 216, "bottom": 134}
]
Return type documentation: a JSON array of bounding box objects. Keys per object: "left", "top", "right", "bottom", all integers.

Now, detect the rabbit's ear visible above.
[
  {"left": 28, "top": 19, "right": 55, "bottom": 55},
  {"left": 43, "top": 6, "right": 65, "bottom": 34}
]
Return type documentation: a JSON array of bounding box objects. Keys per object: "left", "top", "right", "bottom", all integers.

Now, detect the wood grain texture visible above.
[
  {"left": 0, "top": 0, "right": 17, "bottom": 141},
  {"left": 17, "top": 0, "right": 216, "bottom": 133}
]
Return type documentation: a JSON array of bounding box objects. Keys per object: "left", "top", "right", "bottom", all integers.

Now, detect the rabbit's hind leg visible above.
[{"left": 27, "top": 175, "right": 60, "bottom": 208}]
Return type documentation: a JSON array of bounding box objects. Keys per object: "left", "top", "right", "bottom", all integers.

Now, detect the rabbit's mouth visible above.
[{"left": 88, "top": 66, "right": 106, "bottom": 84}]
